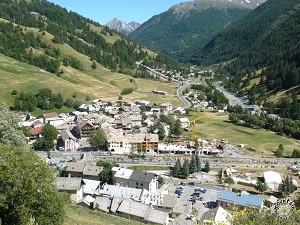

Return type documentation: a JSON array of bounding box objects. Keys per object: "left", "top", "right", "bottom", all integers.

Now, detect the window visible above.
[
  {"left": 141, "top": 183, "right": 143, "bottom": 186},
  {"left": 136, "top": 182, "right": 139, "bottom": 185}
]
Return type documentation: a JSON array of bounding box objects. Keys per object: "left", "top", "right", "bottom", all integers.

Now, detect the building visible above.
[
  {"left": 217, "top": 190, "right": 264, "bottom": 211},
  {"left": 179, "top": 118, "right": 190, "bottom": 129},
  {"left": 60, "top": 129, "right": 77, "bottom": 151},
  {"left": 74, "top": 120, "right": 97, "bottom": 138},
  {"left": 111, "top": 167, "right": 158, "bottom": 192},
  {"left": 116, "top": 199, "right": 169, "bottom": 225},
  {"left": 66, "top": 162, "right": 103, "bottom": 180},
  {"left": 42, "top": 112, "right": 59, "bottom": 124},
  {"left": 200, "top": 206, "right": 231, "bottom": 225},
  {"left": 263, "top": 171, "right": 282, "bottom": 190},
  {"left": 106, "top": 133, "right": 159, "bottom": 155},
  {"left": 129, "top": 171, "right": 158, "bottom": 192},
  {"left": 99, "top": 184, "right": 143, "bottom": 201},
  {"left": 56, "top": 177, "right": 84, "bottom": 203},
  {"left": 82, "top": 179, "right": 101, "bottom": 196}
]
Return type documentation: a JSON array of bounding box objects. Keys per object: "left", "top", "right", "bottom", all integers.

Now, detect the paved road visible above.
[
  {"left": 177, "top": 83, "right": 191, "bottom": 109},
  {"left": 213, "top": 82, "right": 246, "bottom": 107}
]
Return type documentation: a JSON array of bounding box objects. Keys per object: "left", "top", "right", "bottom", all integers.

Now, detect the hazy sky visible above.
[{"left": 48, "top": 0, "right": 187, "bottom": 25}]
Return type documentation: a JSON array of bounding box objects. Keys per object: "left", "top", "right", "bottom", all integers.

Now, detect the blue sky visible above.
[{"left": 48, "top": 0, "right": 187, "bottom": 25}]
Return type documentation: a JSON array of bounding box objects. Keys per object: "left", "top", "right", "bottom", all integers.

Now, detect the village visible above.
[{"left": 17, "top": 94, "right": 300, "bottom": 224}]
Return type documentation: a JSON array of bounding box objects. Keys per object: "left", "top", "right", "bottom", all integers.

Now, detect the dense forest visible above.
[
  {"left": 185, "top": 0, "right": 300, "bottom": 120},
  {"left": 129, "top": 0, "right": 251, "bottom": 60},
  {"left": 0, "top": 0, "right": 182, "bottom": 75}
]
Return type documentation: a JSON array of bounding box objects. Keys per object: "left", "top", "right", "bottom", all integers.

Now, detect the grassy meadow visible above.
[
  {"left": 64, "top": 204, "right": 146, "bottom": 225},
  {"left": 189, "top": 112, "right": 300, "bottom": 157}
]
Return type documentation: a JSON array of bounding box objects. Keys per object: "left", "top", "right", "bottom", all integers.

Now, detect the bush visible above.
[{"left": 121, "top": 88, "right": 133, "bottom": 95}]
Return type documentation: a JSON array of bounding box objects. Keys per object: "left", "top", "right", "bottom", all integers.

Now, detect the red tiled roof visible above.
[
  {"left": 43, "top": 112, "right": 58, "bottom": 119},
  {"left": 30, "top": 126, "right": 44, "bottom": 135}
]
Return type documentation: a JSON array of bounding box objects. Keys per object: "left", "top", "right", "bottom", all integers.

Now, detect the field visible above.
[
  {"left": 190, "top": 112, "right": 300, "bottom": 157},
  {"left": 127, "top": 165, "right": 170, "bottom": 171},
  {"left": 0, "top": 54, "right": 181, "bottom": 108},
  {"left": 64, "top": 204, "right": 146, "bottom": 225}
]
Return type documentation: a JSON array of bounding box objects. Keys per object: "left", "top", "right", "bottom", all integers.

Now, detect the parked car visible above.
[{"left": 188, "top": 182, "right": 195, "bottom": 186}]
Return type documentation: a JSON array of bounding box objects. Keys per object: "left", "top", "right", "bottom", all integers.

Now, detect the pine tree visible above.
[
  {"left": 173, "top": 159, "right": 181, "bottom": 178},
  {"left": 204, "top": 161, "right": 210, "bottom": 173},
  {"left": 195, "top": 151, "right": 201, "bottom": 172},
  {"left": 181, "top": 159, "right": 190, "bottom": 179},
  {"left": 190, "top": 155, "right": 197, "bottom": 174}
]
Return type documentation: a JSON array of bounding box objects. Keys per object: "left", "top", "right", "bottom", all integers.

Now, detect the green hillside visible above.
[
  {"left": 187, "top": 0, "right": 300, "bottom": 118},
  {"left": 0, "top": 0, "right": 183, "bottom": 111},
  {"left": 129, "top": 0, "right": 251, "bottom": 60}
]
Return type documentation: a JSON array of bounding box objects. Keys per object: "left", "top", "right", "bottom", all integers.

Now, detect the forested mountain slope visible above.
[
  {"left": 129, "top": 0, "right": 252, "bottom": 60},
  {"left": 0, "top": 0, "right": 183, "bottom": 110},
  {"left": 0, "top": 0, "right": 181, "bottom": 75},
  {"left": 190, "top": 0, "right": 300, "bottom": 119}
]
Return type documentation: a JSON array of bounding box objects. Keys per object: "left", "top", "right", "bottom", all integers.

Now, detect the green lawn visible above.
[
  {"left": 190, "top": 113, "right": 300, "bottom": 157},
  {"left": 64, "top": 204, "right": 147, "bottom": 225}
]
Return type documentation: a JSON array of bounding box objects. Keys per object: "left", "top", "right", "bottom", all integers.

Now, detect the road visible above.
[
  {"left": 177, "top": 83, "right": 191, "bottom": 109},
  {"left": 213, "top": 82, "right": 246, "bottom": 107}
]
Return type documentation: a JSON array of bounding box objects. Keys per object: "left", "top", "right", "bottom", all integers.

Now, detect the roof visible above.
[
  {"left": 172, "top": 214, "right": 196, "bottom": 225},
  {"left": 99, "top": 184, "right": 142, "bottom": 201},
  {"left": 43, "top": 112, "right": 58, "bottom": 119},
  {"left": 82, "top": 179, "right": 100, "bottom": 195},
  {"left": 161, "top": 194, "right": 178, "bottom": 208},
  {"left": 60, "top": 129, "right": 76, "bottom": 141},
  {"left": 110, "top": 197, "right": 123, "bottom": 213},
  {"left": 66, "top": 162, "right": 85, "bottom": 173},
  {"left": 117, "top": 199, "right": 149, "bottom": 218},
  {"left": 179, "top": 118, "right": 189, "bottom": 123},
  {"left": 29, "top": 126, "right": 43, "bottom": 135},
  {"left": 129, "top": 171, "right": 156, "bottom": 183},
  {"left": 113, "top": 167, "right": 133, "bottom": 180},
  {"left": 263, "top": 171, "right": 282, "bottom": 184},
  {"left": 56, "top": 177, "right": 83, "bottom": 191},
  {"left": 201, "top": 206, "right": 230, "bottom": 225},
  {"left": 173, "top": 201, "right": 192, "bottom": 215},
  {"left": 146, "top": 208, "right": 169, "bottom": 224},
  {"left": 78, "top": 195, "right": 95, "bottom": 207},
  {"left": 94, "top": 196, "right": 111, "bottom": 212},
  {"left": 83, "top": 164, "right": 103, "bottom": 176},
  {"left": 218, "top": 190, "right": 264, "bottom": 209}
]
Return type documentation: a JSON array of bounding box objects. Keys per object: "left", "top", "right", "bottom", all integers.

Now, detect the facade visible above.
[
  {"left": 74, "top": 120, "right": 97, "bottom": 138},
  {"left": 106, "top": 133, "right": 159, "bottom": 155},
  {"left": 60, "top": 129, "right": 77, "bottom": 151},
  {"left": 112, "top": 167, "right": 158, "bottom": 192},
  {"left": 129, "top": 171, "right": 158, "bottom": 192}
]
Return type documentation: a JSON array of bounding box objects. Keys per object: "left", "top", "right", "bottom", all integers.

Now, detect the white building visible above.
[{"left": 263, "top": 171, "right": 282, "bottom": 190}]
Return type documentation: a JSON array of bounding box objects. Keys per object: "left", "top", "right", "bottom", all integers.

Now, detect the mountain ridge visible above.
[{"left": 105, "top": 18, "right": 140, "bottom": 35}]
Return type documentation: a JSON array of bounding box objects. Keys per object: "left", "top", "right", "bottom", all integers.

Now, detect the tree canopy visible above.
[
  {"left": 0, "top": 145, "right": 65, "bottom": 224},
  {"left": 88, "top": 128, "right": 106, "bottom": 149},
  {"left": 0, "top": 102, "right": 27, "bottom": 147}
]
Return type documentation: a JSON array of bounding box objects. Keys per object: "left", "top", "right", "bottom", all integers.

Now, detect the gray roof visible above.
[
  {"left": 66, "top": 162, "right": 85, "bottom": 173},
  {"left": 129, "top": 171, "right": 157, "bottom": 183},
  {"left": 173, "top": 201, "right": 192, "bottom": 216},
  {"left": 172, "top": 214, "right": 196, "bottom": 225},
  {"left": 161, "top": 194, "right": 177, "bottom": 208},
  {"left": 99, "top": 184, "right": 142, "bottom": 201},
  {"left": 110, "top": 197, "right": 123, "bottom": 213},
  {"left": 56, "top": 177, "right": 83, "bottom": 191},
  {"left": 146, "top": 208, "right": 169, "bottom": 225},
  {"left": 83, "top": 164, "right": 103, "bottom": 176},
  {"left": 117, "top": 199, "right": 149, "bottom": 218},
  {"left": 94, "top": 196, "right": 111, "bottom": 213},
  {"left": 60, "top": 129, "right": 76, "bottom": 141}
]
